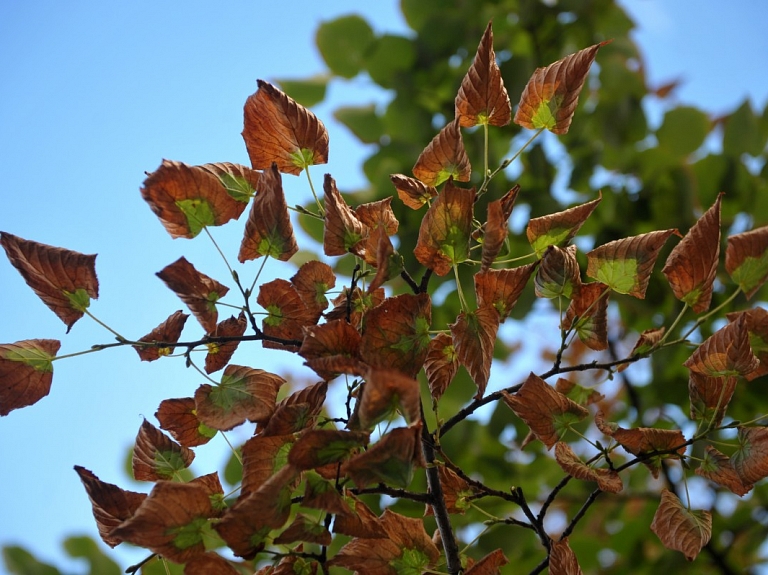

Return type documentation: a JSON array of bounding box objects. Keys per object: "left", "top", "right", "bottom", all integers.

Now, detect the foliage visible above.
[{"left": 3, "top": 2, "right": 768, "bottom": 574}]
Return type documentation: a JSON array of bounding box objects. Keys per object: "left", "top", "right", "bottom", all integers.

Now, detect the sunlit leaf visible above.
[
  {"left": 688, "top": 372, "right": 737, "bottom": 428},
  {"left": 650, "top": 489, "right": 712, "bottom": 561},
  {"left": 424, "top": 332, "right": 459, "bottom": 402},
  {"left": 725, "top": 225, "right": 768, "bottom": 299},
  {"left": 554, "top": 442, "right": 622, "bottom": 493},
  {"left": 563, "top": 281, "right": 609, "bottom": 351},
  {"left": 480, "top": 188, "right": 519, "bottom": 269},
  {"left": 548, "top": 537, "right": 583, "bottom": 575},
  {"left": 355, "top": 197, "right": 399, "bottom": 266},
  {"left": 390, "top": 174, "right": 437, "bottom": 209},
  {"left": 323, "top": 174, "right": 369, "bottom": 257},
  {"left": 0, "top": 339, "right": 60, "bottom": 416},
  {"left": 527, "top": 193, "right": 601, "bottom": 259},
  {"left": 288, "top": 429, "right": 369, "bottom": 470},
  {"left": 343, "top": 425, "right": 424, "bottom": 488},
  {"left": 450, "top": 305, "right": 500, "bottom": 399},
  {"left": 731, "top": 426, "right": 768, "bottom": 485},
  {"left": 133, "top": 311, "right": 188, "bottom": 362},
  {"left": 132, "top": 419, "right": 194, "bottom": 481},
  {"left": 412, "top": 119, "right": 471, "bottom": 186},
  {"left": 683, "top": 314, "right": 760, "bottom": 377},
  {"left": 695, "top": 445, "right": 752, "bottom": 496},
  {"left": 475, "top": 262, "right": 537, "bottom": 320},
  {"left": 534, "top": 244, "right": 580, "bottom": 299},
  {"left": 155, "top": 397, "right": 217, "bottom": 448},
  {"left": 257, "top": 278, "right": 315, "bottom": 351}
]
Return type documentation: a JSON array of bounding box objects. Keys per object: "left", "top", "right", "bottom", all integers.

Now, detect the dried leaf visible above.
[
  {"left": 156, "top": 397, "right": 217, "bottom": 448},
  {"left": 554, "top": 442, "right": 622, "bottom": 493},
  {"left": 0, "top": 339, "right": 60, "bottom": 416},
  {"left": 355, "top": 368, "right": 421, "bottom": 429},
  {"left": 688, "top": 372, "right": 737, "bottom": 427},
  {"left": 240, "top": 434, "right": 295, "bottom": 498},
  {"left": 424, "top": 332, "right": 459, "bottom": 402},
  {"left": 563, "top": 281, "right": 609, "bottom": 351},
  {"left": 618, "top": 327, "right": 666, "bottom": 371},
  {"left": 238, "top": 163, "right": 298, "bottom": 262},
  {"left": 242, "top": 80, "right": 328, "bottom": 175},
  {"left": 299, "top": 320, "right": 362, "bottom": 381},
  {"left": 1, "top": 232, "right": 98, "bottom": 331},
  {"left": 663, "top": 193, "right": 723, "bottom": 313},
  {"left": 332, "top": 494, "right": 388, "bottom": 539},
  {"left": 464, "top": 548, "right": 509, "bottom": 575},
  {"left": 343, "top": 425, "right": 424, "bottom": 488},
  {"left": 514, "top": 41, "right": 611, "bottom": 134},
  {"left": 535, "top": 245, "right": 580, "bottom": 299},
  {"left": 414, "top": 179, "right": 476, "bottom": 276},
  {"left": 475, "top": 263, "right": 538, "bottom": 320},
  {"left": 368, "top": 227, "right": 403, "bottom": 292},
  {"left": 156, "top": 257, "right": 229, "bottom": 333},
  {"left": 132, "top": 419, "right": 194, "bottom": 481},
  {"left": 683, "top": 314, "right": 760, "bottom": 377},
  {"left": 204, "top": 312, "right": 247, "bottom": 374},
  {"left": 257, "top": 278, "right": 315, "bottom": 351},
  {"left": 450, "top": 305, "right": 500, "bottom": 399},
  {"left": 726, "top": 307, "right": 768, "bottom": 380},
  {"left": 291, "top": 260, "right": 336, "bottom": 322},
  {"left": 184, "top": 553, "right": 241, "bottom": 575},
  {"left": 323, "top": 174, "right": 369, "bottom": 257},
  {"left": 455, "top": 21, "right": 511, "bottom": 128},
  {"left": 133, "top": 311, "right": 188, "bottom": 362},
  {"left": 261, "top": 380, "right": 328, "bottom": 436},
  {"left": 325, "top": 286, "right": 385, "bottom": 328},
  {"left": 302, "top": 472, "right": 351, "bottom": 516},
  {"left": 424, "top": 465, "right": 477, "bottom": 515},
  {"left": 355, "top": 197, "right": 399, "bottom": 266},
  {"left": 390, "top": 174, "right": 437, "bottom": 209},
  {"left": 731, "top": 426, "right": 768, "bottom": 484},
  {"left": 650, "top": 489, "right": 712, "bottom": 561},
  {"left": 412, "top": 118, "right": 471, "bottom": 186},
  {"left": 695, "top": 445, "right": 752, "bottom": 496},
  {"left": 554, "top": 378, "right": 604, "bottom": 407},
  {"left": 527, "top": 193, "right": 601, "bottom": 258},
  {"left": 289, "top": 429, "right": 369, "bottom": 470},
  {"left": 480, "top": 198, "right": 509, "bottom": 270},
  {"left": 586, "top": 229, "right": 679, "bottom": 298},
  {"left": 726, "top": 224, "right": 768, "bottom": 299},
  {"left": 548, "top": 537, "right": 583, "bottom": 575},
  {"left": 274, "top": 514, "right": 332, "bottom": 546}
]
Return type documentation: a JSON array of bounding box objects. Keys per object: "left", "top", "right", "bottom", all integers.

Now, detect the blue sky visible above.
[{"left": 1, "top": 1, "right": 767, "bottom": 572}]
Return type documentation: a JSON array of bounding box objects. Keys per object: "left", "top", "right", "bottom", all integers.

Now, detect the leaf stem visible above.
[{"left": 305, "top": 168, "right": 324, "bottom": 216}]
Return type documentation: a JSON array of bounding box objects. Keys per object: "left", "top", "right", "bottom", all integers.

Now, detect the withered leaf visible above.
[
  {"left": 450, "top": 305, "right": 500, "bottom": 399},
  {"left": 683, "top": 314, "right": 760, "bottom": 377},
  {"left": 586, "top": 229, "right": 679, "bottom": 298},
  {"left": 326, "top": 286, "right": 385, "bottom": 328},
  {"left": 502, "top": 374, "right": 588, "bottom": 449},
  {"left": 323, "top": 174, "right": 369, "bottom": 257},
  {"left": 254, "top": 553, "right": 318, "bottom": 575},
  {"left": 238, "top": 163, "right": 298, "bottom": 262},
  {"left": 424, "top": 465, "right": 477, "bottom": 515},
  {"left": 527, "top": 192, "right": 601, "bottom": 259},
  {"left": 302, "top": 472, "right": 350, "bottom": 516},
  {"left": 424, "top": 332, "right": 459, "bottom": 402},
  {"left": 663, "top": 193, "right": 723, "bottom": 313},
  {"left": 74, "top": 466, "right": 147, "bottom": 548},
  {"left": 618, "top": 327, "right": 666, "bottom": 371},
  {"left": 475, "top": 263, "right": 538, "bottom": 320},
  {"left": 204, "top": 312, "right": 247, "bottom": 374},
  {"left": 368, "top": 226, "right": 403, "bottom": 292},
  {"left": 156, "top": 397, "right": 217, "bottom": 448},
  {"left": 412, "top": 119, "right": 471, "bottom": 186},
  {"left": 240, "top": 434, "right": 295, "bottom": 498},
  {"left": 242, "top": 80, "right": 329, "bottom": 175},
  {"left": 695, "top": 445, "right": 752, "bottom": 497},
  {"left": 514, "top": 41, "right": 611, "bottom": 134},
  {"left": 288, "top": 429, "right": 369, "bottom": 470},
  {"left": 554, "top": 442, "right": 623, "bottom": 493},
  {"left": 140, "top": 160, "right": 252, "bottom": 239},
  {"left": 355, "top": 368, "right": 421, "bottom": 429},
  {"left": 0, "top": 339, "right": 60, "bottom": 416},
  {"left": 184, "top": 553, "right": 241, "bottom": 575},
  {"left": 1, "top": 232, "right": 98, "bottom": 332},
  {"left": 414, "top": 179, "right": 476, "bottom": 276},
  {"left": 332, "top": 494, "right": 388, "bottom": 539},
  {"left": 555, "top": 378, "right": 604, "bottom": 407},
  {"left": 725, "top": 224, "right": 768, "bottom": 299},
  {"left": 480, "top": 198, "right": 509, "bottom": 270},
  {"left": 261, "top": 380, "right": 328, "bottom": 436},
  {"left": 195, "top": 365, "right": 284, "bottom": 431},
  {"left": 464, "top": 548, "right": 509, "bottom": 575},
  {"left": 291, "top": 260, "right": 336, "bottom": 322},
  {"left": 455, "top": 21, "right": 511, "bottom": 128},
  {"left": 548, "top": 537, "right": 583, "bottom": 575},
  {"left": 688, "top": 372, "right": 737, "bottom": 428},
  {"left": 563, "top": 281, "right": 609, "bottom": 351},
  {"left": 299, "top": 320, "right": 362, "bottom": 381},
  {"left": 343, "top": 424, "right": 424, "bottom": 488},
  {"left": 156, "top": 257, "right": 229, "bottom": 333},
  {"left": 355, "top": 197, "right": 399, "bottom": 266},
  {"left": 535, "top": 244, "right": 580, "bottom": 299},
  {"left": 390, "top": 173, "right": 437, "bottom": 209},
  {"left": 650, "top": 489, "right": 712, "bottom": 561},
  {"left": 273, "top": 514, "right": 332, "bottom": 546},
  {"left": 133, "top": 310, "right": 188, "bottom": 362},
  {"left": 132, "top": 419, "right": 194, "bottom": 481},
  {"left": 257, "top": 278, "right": 315, "bottom": 351},
  {"left": 731, "top": 426, "right": 768, "bottom": 485},
  {"left": 726, "top": 307, "right": 768, "bottom": 380}
]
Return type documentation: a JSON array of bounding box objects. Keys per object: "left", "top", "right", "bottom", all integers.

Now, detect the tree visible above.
[{"left": 3, "top": 1, "right": 768, "bottom": 574}]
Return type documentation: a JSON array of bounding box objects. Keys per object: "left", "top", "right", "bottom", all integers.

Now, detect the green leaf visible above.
[
  {"left": 168, "top": 517, "right": 210, "bottom": 550},
  {"left": 315, "top": 15, "right": 375, "bottom": 79},
  {"left": 390, "top": 548, "right": 432, "bottom": 574},
  {"left": 289, "top": 148, "right": 316, "bottom": 172},
  {"left": 63, "top": 288, "right": 91, "bottom": 312},
  {"left": 217, "top": 172, "right": 255, "bottom": 203},
  {"left": 730, "top": 252, "right": 768, "bottom": 295},
  {"left": 154, "top": 449, "right": 191, "bottom": 479},
  {"left": 723, "top": 99, "right": 765, "bottom": 158},
  {"left": 175, "top": 198, "right": 215, "bottom": 237},
  {"left": 530, "top": 95, "right": 563, "bottom": 131},
  {"left": 276, "top": 75, "right": 328, "bottom": 108},
  {"left": 656, "top": 106, "right": 710, "bottom": 158},
  {"left": 592, "top": 257, "right": 639, "bottom": 294},
  {"left": 3, "top": 344, "right": 56, "bottom": 372},
  {"left": 334, "top": 105, "right": 384, "bottom": 144},
  {"left": 364, "top": 34, "right": 416, "bottom": 87},
  {"left": 62, "top": 536, "right": 121, "bottom": 575},
  {"left": 2, "top": 546, "right": 62, "bottom": 575}
]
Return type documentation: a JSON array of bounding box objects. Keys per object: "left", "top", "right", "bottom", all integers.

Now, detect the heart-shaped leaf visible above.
[
  {"left": 725, "top": 224, "right": 768, "bottom": 299},
  {"left": 650, "top": 489, "right": 712, "bottom": 561},
  {"left": 412, "top": 119, "right": 471, "bottom": 187},
  {"left": 0, "top": 339, "right": 60, "bottom": 416}
]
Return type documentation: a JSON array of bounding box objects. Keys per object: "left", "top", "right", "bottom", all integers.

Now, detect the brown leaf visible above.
[
  {"left": 155, "top": 397, "right": 217, "bottom": 448},
  {"left": 240, "top": 434, "right": 295, "bottom": 498},
  {"left": 140, "top": 160, "right": 251, "bottom": 239},
  {"left": 204, "top": 312, "right": 247, "bottom": 374},
  {"left": 323, "top": 173, "right": 369, "bottom": 257},
  {"left": 554, "top": 442, "right": 622, "bottom": 493},
  {"left": 480, "top": 194, "right": 513, "bottom": 270},
  {"left": 273, "top": 514, "right": 332, "bottom": 546},
  {"left": 0, "top": 339, "right": 60, "bottom": 416},
  {"left": 502, "top": 374, "right": 588, "bottom": 449},
  {"left": 554, "top": 378, "right": 604, "bottom": 407},
  {"left": 618, "top": 327, "right": 666, "bottom": 371},
  {"left": 731, "top": 426, "right": 768, "bottom": 484},
  {"left": 299, "top": 320, "right": 362, "bottom": 381},
  {"left": 424, "top": 465, "right": 477, "bottom": 515},
  {"left": 563, "top": 281, "right": 609, "bottom": 351},
  {"left": 238, "top": 163, "right": 298, "bottom": 262},
  {"left": 242, "top": 80, "right": 328, "bottom": 175},
  {"left": 535, "top": 244, "right": 581, "bottom": 299},
  {"left": 726, "top": 307, "right": 768, "bottom": 380},
  {"left": 1, "top": 232, "right": 98, "bottom": 332},
  {"left": 586, "top": 229, "right": 679, "bottom": 298},
  {"left": 355, "top": 368, "right": 421, "bottom": 429},
  {"left": 475, "top": 263, "right": 538, "bottom": 320},
  {"left": 332, "top": 494, "right": 388, "bottom": 539},
  {"left": 184, "top": 553, "right": 241, "bottom": 575},
  {"left": 688, "top": 373, "right": 737, "bottom": 427},
  {"left": 368, "top": 227, "right": 402, "bottom": 293},
  {"left": 464, "top": 548, "right": 509, "bottom": 575},
  {"left": 424, "top": 332, "right": 459, "bottom": 402},
  {"left": 390, "top": 173, "right": 437, "bottom": 209},
  {"left": 288, "top": 429, "right": 369, "bottom": 470},
  {"left": 74, "top": 466, "right": 146, "bottom": 548},
  {"left": 261, "top": 380, "right": 328, "bottom": 436},
  {"left": 548, "top": 537, "right": 583, "bottom": 575},
  {"left": 650, "top": 489, "right": 712, "bottom": 561},
  {"left": 254, "top": 552, "right": 318, "bottom": 575},
  {"left": 450, "top": 305, "right": 500, "bottom": 399},
  {"left": 695, "top": 445, "right": 752, "bottom": 496},
  {"left": 194, "top": 365, "right": 284, "bottom": 431},
  {"left": 355, "top": 197, "right": 399, "bottom": 266},
  {"left": 414, "top": 179, "right": 476, "bottom": 276},
  {"left": 725, "top": 224, "right": 768, "bottom": 299},
  {"left": 257, "top": 278, "right": 315, "bottom": 351},
  {"left": 455, "top": 21, "right": 511, "bottom": 128},
  {"left": 325, "top": 286, "right": 385, "bottom": 328},
  {"left": 132, "top": 419, "right": 194, "bottom": 481},
  {"left": 527, "top": 192, "right": 601, "bottom": 258},
  {"left": 683, "top": 314, "right": 760, "bottom": 377},
  {"left": 412, "top": 118, "right": 471, "bottom": 186},
  {"left": 133, "top": 311, "right": 188, "bottom": 362},
  {"left": 662, "top": 193, "right": 723, "bottom": 313},
  {"left": 343, "top": 425, "right": 424, "bottom": 488},
  {"left": 156, "top": 257, "right": 229, "bottom": 333},
  {"left": 291, "top": 260, "right": 336, "bottom": 322},
  {"left": 302, "top": 473, "right": 351, "bottom": 516},
  {"left": 514, "top": 41, "right": 611, "bottom": 134}
]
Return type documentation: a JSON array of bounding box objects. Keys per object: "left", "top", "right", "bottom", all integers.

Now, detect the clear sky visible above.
[{"left": 1, "top": 1, "right": 767, "bottom": 572}]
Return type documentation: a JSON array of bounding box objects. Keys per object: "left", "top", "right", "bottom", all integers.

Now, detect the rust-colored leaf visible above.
[
  {"left": 355, "top": 197, "right": 399, "bottom": 266},
  {"left": 195, "top": 365, "right": 284, "bottom": 431},
  {"left": 563, "top": 281, "right": 609, "bottom": 351},
  {"left": 242, "top": 79, "right": 328, "bottom": 175},
  {"left": 274, "top": 514, "right": 332, "bottom": 546},
  {"left": 424, "top": 465, "right": 477, "bottom": 515},
  {"left": 323, "top": 174, "right": 369, "bottom": 257},
  {"left": 726, "top": 224, "right": 768, "bottom": 299},
  {"left": 390, "top": 173, "right": 437, "bottom": 209},
  {"left": 0, "top": 339, "right": 60, "bottom": 416},
  {"left": 548, "top": 537, "right": 583, "bottom": 575},
  {"left": 414, "top": 179, "right": 476, "bottom": 276},
  {"left": 240, "top": 434, "right": 295, "bottom": 498},
  {"left": 238, "top": 163, "right": 298, "bottom": 262},
  {"left": 455, "top": 21, "right": 511, "bottom": 128},
  {"left": 132, "top": 419, "right": 194, "bottom": 481},
  {"left": 514, "top": 41, "right": 611, "bottom": 134},
  {"left": 535, "top": 244, "right": 580, "bottom": 299},
  {"left": 688, "top": 372, "right": 737, "bottom": 427},
  {"left": 74, "top": 466, "right": 147, "bottom": 548},
  {"left": 1, "top": 232, "right": 98, "bottom": 332},
  {"left": 156, "top": 397, "right": 217, "bottom": 448},
  {"left": 133, "top": 311, "right": 188, "bottom": 362},
  {"left": 254, "top": 553, "right": 318, "bottom": 575},
  {"left": 480, "top": 196, "right": 511, "bottom": 270},
  {"left": 586, "top": 229, "right": 679, "bottom": 298},
  {"left": 261, "top": 380, "right": 328, "bottom": 436},
  {"left": 368, "top": 226, "right": 403, "bottom": 293},
  {"left": 527, "top": 193, "right": 601, "bottom": 258},
  {"left": 325, "top": 287, "right": 385, "bottom": 329},
  {"left": 299, "top": 320, "right": 362, "bottom": 381},
  {"left": 731, "top": 426, "right": 768, "bottom": 485},
  {"left": 302, "top": 473, "right": 351, "bottom": 516},
  {"left": 554, "top": 442, "right": 623, "bottom": 493},
  {"left": 412, "top": 119, "right": 471, "bottom": 186},
  {"left": 204, "top": 312, "right": 247, "bottom": 374},
  {"left": 683, "top": 314, "right": 760, "bottom": 377},
  {"left": 450, "top": 305, "right": 500, "bottom": 399},
  {"left": 355, "top": 368, "right": 421, "bottom": 429},
  {"left": 289, "top": 429, "right": 369, "bottom": 470},
  {"left": 464, "top": 548, "right": 509, "bottom": 575},
  {"left": 156, "top": 257, "right": 229, "bottom": 333},
  {"left": 695, "top": 445, "right": 752, "bottom": 496},
  {"left": 140, "top": 160, "right": 252, "bottom": 239},
  {"left": 332, "top": 494, "right": 388, "bottom": 539},
  {"left": 475, "top": 262, "right": 538, "bottom": 320},
  {"left": 663, "top": 193, "right": 723, "bottom": 312},
  {"left": 184, "top": 553, "right": 241, "bottom": 575},
  {"left": 343, "top": 425, "right": 424, "bottom": 489},
  {"left": 502, "top": 374, "right": 588, "bottom": 449},
  {"left": 291, "top": 260, "right": 336, "bottom": 323},
  {"left": 424, "top": 332, "right": 459, "bottom": 402},
  {"left": 650, "top": 489, "right": 712, "bottom": 561},
  {"left": 257, "top": 278, "right": 315, "bottom": 351},
  {"left": 554, "top": 378, "right": 604, "bottom": 407},
  {"left": 726, "top": 307, "right": 768, "bottom": 380},
  {"left": 618, "top": 327, "right": 666, "bottom": 371}
]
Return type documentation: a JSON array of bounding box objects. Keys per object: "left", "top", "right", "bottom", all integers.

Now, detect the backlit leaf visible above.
[
  {"left": 554, "top": 378, "right": 604, "bottom": 407},
  {"left": 326, "top": 286, "right": 385, "bottom": 329},
  {"left": 726, "top": 307, "right": 768, "bottom": 380},
  {"left": 563, "top": 281, "right": 609, "bottom": 351},
  {"left": 0, "top": 339, "right": 60, "bottom": 416},
  {"left": 650, "top": 489, "right": 712, "bottom": 561},
  {"left": 695, "top": 446, "right": 752, "bottom": 497},
  {"left": 535, "top": 245, "right": 580, "bottom": 299},
  {"left": 527, "top": 192, "right": 601, "bottom": 258},
  {"left": 1, "top": 232, "right": 98, "bottom": 331},
  {"left": 299, "top": 320, "right": 362, "bottom": 381},
  {"left": 355, "top": 368, "right": 421, "bottom": 429},
  {"left": 156, "top": 257, "right": 229, "bottom": 333},
  {"left": 455, "top": 21, "right": 511, "bottom": 128},
  {"left": 261, "top": 380, "right": 328, "bottom": 436},
  {"left": 662, "top": 193, "right": 723, "bottom": 313},
  {"left": 242, "top": 80, "right": 328, "bottom": 175},
  {"left": 725, "top": 225, "right": 768, "bottom": 299},
  {"left": 475, "top": 263, "right": 537, "bottom": 320},
  {"left": 424, "top": 465, "right": 477, "bottom": 515},
  {"left": 412, "top": 119, "right": 471, "bottom": 186},
  {"left": 238, "top": 163, "right": 298, "bottom": 262},
  {"left": 480, "top": 193, "right": 514, "bottom": 270},
  {"left": 273, "top": 514, "right": 332, "bottom": 546},
  {"left": 618, "top": 327, "right": 666, "bottom": 371},
  {"left": 204, "top": 312, "right": 247, "bottom": 374},
  {"left": 390, "top": 174, "right": 437, "bottom": 209},
  {"left": 464, "top": 548, "right": 509, "bottom": 575},
  {"left": 184, "top": 553, "right": 240, "bottom": 575},
  {"left": 355, "top": 197, "right": 399, "bottom": 266},
  {"left": 332, "top": 494, "right": 387, "bottom": 539},
  {"left": 514, "top": 41, "right": 611, "bottom": 134},
  {"left": 132, "top": 419, "right": 194, "bottom": 481},
  {"left": 291, "top": 260, "right": 336, "bottom": 322},
  {"left": 586, "top": 229, "right": 678, "bottom": 298},
  {"left": 343, "top": 425, "right": 424, "bottom": 489},
  {"left": 424, "top": 332, "right": 459, "bottom": 402},
  {"left": 133, "top": 311, "right": 188, "bottom": 362},
  {"left": 240, "top": 435, "right": 295, "bottom": 498},
  {"left": 683, "top": 314, "right": 760, "bottom": 377},
  {"left": 323, "top": 174, "right": 369, "bottom": 257},
  {"left": 554, "top": 442, "right": 623, "bottom": 493},
  {"left": 288, "top": 429, "right": 369, "bottom": 470},
  {"left": 731, "top": 426, "right": 768, "bottom": 485},
  {"left": 450, "top": 305, "right": 500, "bottom": 399},
  {"left": 257, "top": 278, "right": 315, "bottom": 351},
  {"left": 688, "top": 372, "right": 737, "bottom": 427},
  {"left": 155, "top": 397, "right": 217, "bottom": 448},
  {"left": 548, "top": 537, "right": 583, "bottom": 575}
]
